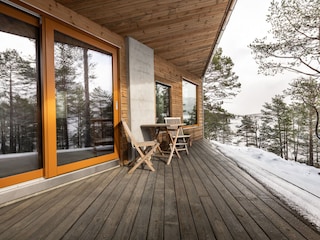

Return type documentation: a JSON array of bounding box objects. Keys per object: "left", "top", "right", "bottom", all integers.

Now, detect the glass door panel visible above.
[
  {"left": 0, "top": 12, "right": 41, "bottom": 177},
  {"left": 54, "top": 31, "right": 114, "bottom": 166}
]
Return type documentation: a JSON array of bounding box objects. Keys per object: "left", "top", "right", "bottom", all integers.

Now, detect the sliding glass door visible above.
[
  {"left": 54, "top": 31, "right": 115, "bottom": 166},
  {"left": 0, "top": 3, "right": 119, "bottom": 185}
]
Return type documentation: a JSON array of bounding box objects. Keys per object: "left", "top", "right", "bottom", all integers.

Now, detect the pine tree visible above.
[
  {"left": 288, "top": 102, "right": 308, "bottom": 162},
  {"left": 237, "top": 115, "right": 259, "bottom": 147},
  {"left": 203, "top": 48, "right": 240, "bottom": 141},
  {"left": 204, "top": 107, "right": 233, "bottom": 143},
  {"left": 260, "top": 95, "right": 292, "bottom": 159},
  {"left": 204, "top": 48, "right": 240, "bottom": 110},
  {"left": 286, "top": 77, "right": 320, "bottom": 165},
  {"left": 249, "top": 0, "right": 320, "bottom": 77}
]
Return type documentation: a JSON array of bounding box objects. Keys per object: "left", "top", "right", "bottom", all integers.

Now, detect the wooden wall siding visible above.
[
  {"left": 12, "top": 0, "right": 207, "bottom": 162},
  {"left": 155, "top": 55, "right": 203, "bottom": 141},
  {"left": 56, "top": 0, "right": 234, "bottom": 78}
]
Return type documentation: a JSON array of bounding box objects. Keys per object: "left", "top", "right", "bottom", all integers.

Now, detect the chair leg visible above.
[
  {"left": 128, "top": 156, "right": 154, "bottom": 173},
  {"left": 143, "top": 145, "right": 158, "bottom": 171},
  {"left": 170, "top": 141, "right": 181, "bottom": 159},
  {"left": 173, "top": 145, "right": 181, "bottom": 158},
  {"left": 144, "top": 157, "right": 155, "bottom": 171},
  {"left": 128, "top": 145, "right": 158, "bottom": 174}
]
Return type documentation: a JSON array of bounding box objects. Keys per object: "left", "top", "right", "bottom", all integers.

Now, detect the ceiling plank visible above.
[{"left": 56, "top": 0, "right": 234, "bottom": 78}]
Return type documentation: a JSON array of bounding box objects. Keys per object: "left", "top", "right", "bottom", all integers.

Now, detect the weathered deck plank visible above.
[
  {"left": 176, "top": 157, "right": 216, "bottom": 240},
  {"left": 193, "top": 144, "right": 283, "bottom": 239},
  {"left": 47, "top": 167, "right": 123, "bottom": 240},
  {"left": 163, "top": 161, "right": 180, "bottom": 240},
  {"left": 148, "top": 159, "right": 165, "bottom": 240},
  {"left": 129, "top": 162, "right": 158, "bottom": 239},
  {"left": 190, "top": 146, "right": 252, "bottom": 239},
  {"left": 0, "top": 139, "right": 319, "bottom": 240}
]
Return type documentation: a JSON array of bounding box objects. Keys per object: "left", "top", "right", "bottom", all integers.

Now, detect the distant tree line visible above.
[
  {"left": 236, "top": 77, "right": 320, "bottom": 166},
  {"left": 205, "top": 76, "right": 320, "bottom": 167},
  {"left": 206, "top": 76, "right": 320, "bottom": 167}
]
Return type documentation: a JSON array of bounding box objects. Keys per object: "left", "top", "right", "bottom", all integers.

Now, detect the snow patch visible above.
[{"left": 213, "top": 141, "right": 320, "bottom": 230}]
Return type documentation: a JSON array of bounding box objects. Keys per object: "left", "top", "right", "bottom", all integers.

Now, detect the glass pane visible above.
[
  {"left": 54, "top": 31, "right": 114, "bottom": 166},
  {"left": 0, "top": 13, "right": 41, "bottom": 177},
  {"left": 156, "top": 83, "right": 170, "bottom": 123},
  {"left": 183, "top": 80, "right": 197, "bottom": 125}
]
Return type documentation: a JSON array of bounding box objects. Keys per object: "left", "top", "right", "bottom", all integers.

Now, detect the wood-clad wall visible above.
[
  {"left": 154, "top": 55, "right": 204, "bottom": 142},
  {"left": 13, "top": 0, "right": 204, "bottom": 165}
]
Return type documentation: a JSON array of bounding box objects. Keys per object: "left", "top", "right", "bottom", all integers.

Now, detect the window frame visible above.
[
  {"left": 0, "top": 2, "right": 43, "bottom": 186},
  {"left": 43, "top": 18, "right": 120, "bottom": 177},
  {"left": 182, "top": 79, "right": 198, "bottom": 125}
]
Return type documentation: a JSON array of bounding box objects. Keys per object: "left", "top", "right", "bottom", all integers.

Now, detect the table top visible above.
[
  {"left": 141, "top": 123, "right": 185, "bottom": 128},
  {"left": 141, "top": 123, "right": 169, "bottom": 128}
]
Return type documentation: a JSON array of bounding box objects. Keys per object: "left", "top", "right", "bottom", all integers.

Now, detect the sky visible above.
[
  {"left": 217, "top": 0, "right": 297, "bottom": 115},
  {"left": 213, "top": 141, "right": 320, "bottom": 230}
]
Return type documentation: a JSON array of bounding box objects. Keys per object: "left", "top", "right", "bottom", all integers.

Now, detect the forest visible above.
[
  {"left": 204, "top": 0, "right": 320, "bottom": 167},
  {"left": 219, "top": 82, "right": 320, "bottom": 167}
]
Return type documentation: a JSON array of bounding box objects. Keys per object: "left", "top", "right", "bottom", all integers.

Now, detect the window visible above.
[
  {"left": 54, "top": 31, "right": 114, "bottom": 165},
  {"left": 0, "top": 10, "right": 41, "bottom": 177},
  {"left": 183, "top": 80, "right": 197, "bottom": 125},
  {"left": 155, "top": 82, "right": 170, "bottom": 123}
]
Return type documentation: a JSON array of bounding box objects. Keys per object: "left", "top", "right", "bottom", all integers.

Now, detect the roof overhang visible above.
[{"left": 56, "top": 0, "right": 236, "bottom": 78}]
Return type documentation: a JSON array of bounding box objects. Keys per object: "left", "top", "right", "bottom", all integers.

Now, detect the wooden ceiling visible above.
[{"left": 56, "top": 0, "right": 234, "bottom": 78}]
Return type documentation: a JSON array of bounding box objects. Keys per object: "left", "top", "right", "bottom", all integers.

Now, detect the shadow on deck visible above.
[{"left": 0, "top": 139, "right": 319, "bottom": 240}]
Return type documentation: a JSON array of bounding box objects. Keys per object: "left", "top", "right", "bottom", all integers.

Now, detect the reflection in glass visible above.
[
  {"left": 0, "top": 13, "right": 41, "bottom": 177},
  {"left": 183, "top": 80, "right": 197, "bottom": 125},
  {"left": 156, "top": 82, "right": 170, "bottom": 123},
  {"left": 54, "top": 31, "right": 114, "bottom": 165}
]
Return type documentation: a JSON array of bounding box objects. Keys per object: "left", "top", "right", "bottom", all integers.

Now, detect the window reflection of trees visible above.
[
  {"left": 183, "top": 80, "right": 197, "bottom": 125},
  {"left": 54, "top": 32, "right": 114, "bottom": 164},
  {"left": 0, "top": 45, "right": 38, "bottom": 154},
  {"left": 156, "top": 83, "right": 170, "bottom": 123}
]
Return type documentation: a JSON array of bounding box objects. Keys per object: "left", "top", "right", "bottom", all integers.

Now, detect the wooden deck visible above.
[{"left": 0, "top": 139, "right": 319, "bottom": 240}]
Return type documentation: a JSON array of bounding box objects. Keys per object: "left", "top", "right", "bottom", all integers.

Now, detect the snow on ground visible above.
[{"left": 212, "top": 141, "right": 320, "bottom": 230}]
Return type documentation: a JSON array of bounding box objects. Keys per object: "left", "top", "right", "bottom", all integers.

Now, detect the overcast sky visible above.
[{"left": 217, "top": 0, "right": 297, "bottom": 115}]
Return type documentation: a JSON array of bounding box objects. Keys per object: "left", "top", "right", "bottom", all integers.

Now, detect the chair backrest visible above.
[
  {"left": 164, "top": 117, "right": 181, "bottom": 125},
  {"left": 164, "top": 117, "right": 183, "bottom": 135},
  {"left": 121, "top": 120, "right": 138, "bottom": 147}
]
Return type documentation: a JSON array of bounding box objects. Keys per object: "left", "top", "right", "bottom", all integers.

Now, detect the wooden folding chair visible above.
[
  {"left": 122, "top": 120, "right": 160, "bottom": 174},
  {"left": 164, "top": 117, "right": 191, "bottom": 158}
]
